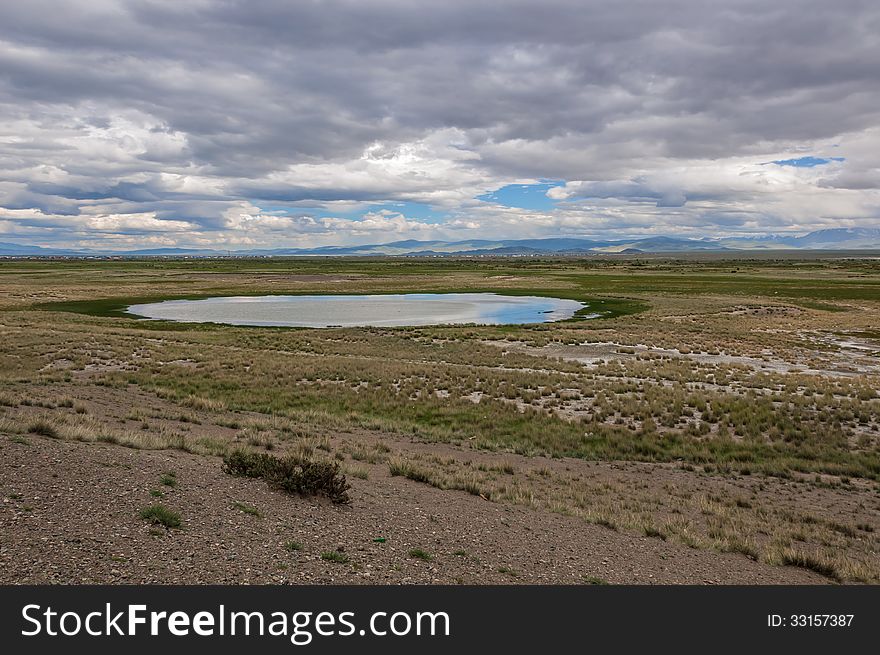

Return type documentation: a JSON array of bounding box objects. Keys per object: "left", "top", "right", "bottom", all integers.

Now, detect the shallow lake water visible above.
[{"left": 127, "top": 293, "right": 586, "bottom": 328}]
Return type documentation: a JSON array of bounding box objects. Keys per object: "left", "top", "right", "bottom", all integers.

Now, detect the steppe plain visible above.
[{"left": 1, "top": 255, "right": 878, "bottom": 584}]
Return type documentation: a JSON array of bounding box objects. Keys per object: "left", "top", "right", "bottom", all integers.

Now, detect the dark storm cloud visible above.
[{"left": 0, "top": 0, "right": 878, "bottom": 247}]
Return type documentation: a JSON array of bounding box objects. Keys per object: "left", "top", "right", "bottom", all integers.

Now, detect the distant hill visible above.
[
  {"left": 0, "top": 242, "right": 85, "bottom": 256},
  {"left": 787, "top": 227, "right": 880, "bottom": 249},
  {"left": 593, "top": 236, "right": 733, "bottom": 253},
  {"left": 1, "top": 227, "right": 878, "bottom": 258},
  {"left": 716, "top": 228, "right": 880, "bottom": 250},
  {"left": 0, "top": 242, "right": 43, "bottom": 256}
]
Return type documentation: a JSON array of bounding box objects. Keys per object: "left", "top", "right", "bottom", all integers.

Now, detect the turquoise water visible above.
[{"left": 127, "top": 293, "right": 587, "bottom": 328}]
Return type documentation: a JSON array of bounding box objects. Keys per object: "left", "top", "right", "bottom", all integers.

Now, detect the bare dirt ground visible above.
[{"left": 1, "top": 431, "right": 824, "bottom": 585}]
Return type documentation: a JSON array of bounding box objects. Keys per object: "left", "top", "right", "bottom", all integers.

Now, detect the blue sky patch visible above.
[
  {"left": 365, "top": 201, "right": 446, "bottom": 224},
  {"left": 251, "top": 202, "right": 298, "bottom": 214},
  {"left": 476, "top": 180, "right": 564, "bottom": 210},
  {"left": 771, "top": 156, "right": 845, "bottom": 168}
]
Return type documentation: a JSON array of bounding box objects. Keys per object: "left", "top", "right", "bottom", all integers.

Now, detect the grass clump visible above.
[
  {"left": 408, "top": 548, "right": 432, "bottom": 561},
  {"left": 160, "top": 472, "right": 177, "bottom": 487},
  {"left": 233, "top": 501, "right": 262, "bottom": 517},
  {"left": 27, "top": 419, "right": 58, "bottom": 438},
  {"left": 643, "top": 525, "right": 667, "bottom": 540},
  {"left": 388, "top": 457, "right": 432, "bottom": 483},
  {"left": 321, "top": 551, "right": 349, "bottom": 563},
  {"left": 583, "top": 575, "right": 610, "bottom": 585},
  {"left": 345, "top": 464, "right": 369, "bottom": 480},
  {"left": 285, "top": 540, "right": 303, "bottom": 552},
  {"left": 138, "top": 504, "right": 181, "bottom": 529},
  {"left": 777, "top": 548, "right": 840, "bottom": 581},
  {"left": 223, "top": 449, "right": 351, "bottom": 504}
]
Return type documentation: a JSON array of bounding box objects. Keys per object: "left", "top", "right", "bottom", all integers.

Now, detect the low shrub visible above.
[{"left": 223, "top": 449, "right": 351, "bottom": 504}]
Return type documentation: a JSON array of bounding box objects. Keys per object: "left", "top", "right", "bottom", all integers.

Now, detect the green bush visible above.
[{"left": 223, "top": 450, "right": 351, "bottom": 504}]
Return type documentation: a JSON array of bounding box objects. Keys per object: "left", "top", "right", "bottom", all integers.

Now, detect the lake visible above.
[{"left": 127, "top": 293, "right": 586, "bottom": 327}]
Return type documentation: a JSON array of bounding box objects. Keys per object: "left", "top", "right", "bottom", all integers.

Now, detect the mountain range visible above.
[{"left": 2, "top": 228, "right": 879, "bottom": 258}]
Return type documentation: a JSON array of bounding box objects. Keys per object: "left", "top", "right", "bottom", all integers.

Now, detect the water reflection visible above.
[{"left": 127, "top": 293, "right": 587, "bottom": 328}]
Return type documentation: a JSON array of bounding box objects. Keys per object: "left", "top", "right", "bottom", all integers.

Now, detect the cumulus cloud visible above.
[{"left": 0, "top": 0, "right": 878, "bottom": 248}]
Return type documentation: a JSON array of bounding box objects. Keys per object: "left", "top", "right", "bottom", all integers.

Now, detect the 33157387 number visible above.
[{"left": 768, "top": 614, "right": 854, "bottom": 627}]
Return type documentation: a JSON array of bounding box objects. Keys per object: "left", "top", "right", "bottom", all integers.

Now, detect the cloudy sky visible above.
[{"left": 1, "top": 0, "right": 879, "bottom": 250}]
